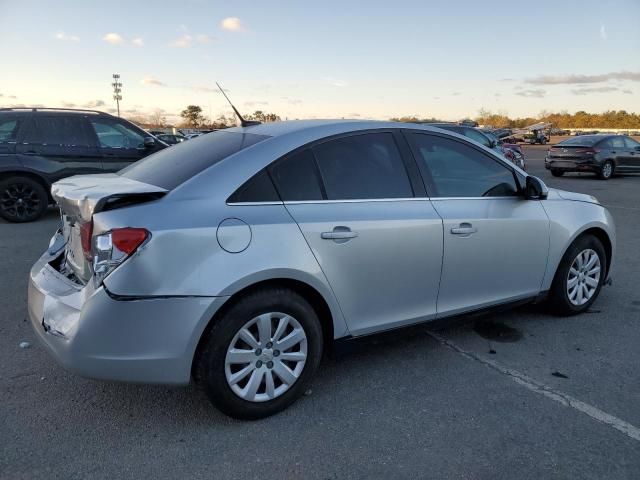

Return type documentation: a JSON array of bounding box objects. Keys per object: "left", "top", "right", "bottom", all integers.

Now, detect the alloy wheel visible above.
[
  {"left": 0, "top": 182, "right": 41, "bottom": 221},
  {"left": 225, "top": 312, "right": 308, "bottom": 402},
  {"left": 566, "top": 249, "right": 601, "bottom": 306},
  {"left": 601, "top": 162, "right": 613, "bottom": 179}
]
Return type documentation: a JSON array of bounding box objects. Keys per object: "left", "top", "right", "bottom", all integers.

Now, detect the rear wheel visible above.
[
  {"left": 547, "top": 235, "right": 606, "bottom": 316},
  {"left": 195, "top": 287, "right": 323, "bottom": 419},
  {"left": 550, "top": 169, "right": 564, "bottom": 177},
  {"left": 598, "top": 160, "right": 614, "bottom": 180},
  {"left": 0, "top": 176, "right": 48, "bottom": 222}
]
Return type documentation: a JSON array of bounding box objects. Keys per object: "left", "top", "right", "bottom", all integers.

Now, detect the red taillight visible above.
[
  {"left": 80, "top": 221, "right": 93, "bottom": 259},
  {"left": 111, "top": 228, "right": 149, "bottom": 255}
]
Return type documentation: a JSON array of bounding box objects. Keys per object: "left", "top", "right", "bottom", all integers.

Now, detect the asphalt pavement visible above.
[{"left": 1, "top": 146, "right": 639, "bottom": 479}]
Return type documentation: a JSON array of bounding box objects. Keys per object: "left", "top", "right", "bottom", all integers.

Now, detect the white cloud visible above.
[
  {"left": 325, "top": 77, "right": 348, "bottom": 87},
  {"left": 526, "top": 71, "right": 640, "bottom": 85},
  {"left": 600, "top": 24, "right": 607, "bottom": 40},
  {"left": 103, "top": 33, "right": 124, "bottom": 45},
  {"left": 140, "top": 75, "right": 166, "bottom": 87},
  {"left": 84, "top": 99, "right": 106, "bottom": 107},
  {"left": 196, "top": 34, "right": 213, "bottom": 44},
  {"left": 221, "top": 17, "right": 244, "bottom": 32},
  {"left": 131, "top": 37, "right": 144, "bottom": 47},
  {"left": 515, "top": 89, "right": 546, "bottom": 98},
  {"left": 54, "top": 31, "right": 80, "bottom": 42},
  {"left": 622, "top": 89, "right": 633, "bottom": 95},
  {"left": 571, "top": 86, "right": 618, "bottom": 95},
  {"left": 170, "top": 34, "right": 192, "bottom": 48}
]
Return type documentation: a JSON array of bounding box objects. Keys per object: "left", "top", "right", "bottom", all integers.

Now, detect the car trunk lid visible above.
[{"left": 51, "top": 173, "right": 167, "bottom": 283}]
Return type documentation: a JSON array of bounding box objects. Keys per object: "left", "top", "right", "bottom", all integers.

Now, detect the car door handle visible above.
[
  {"left": 22, "top": 150, "right": 39, "bottom": 155},
  {"left": 451, "top": 223, "right": 477, "bottom": 236},
  {"left": 321, "top": 228, "right": 358, "bottom": 241}
]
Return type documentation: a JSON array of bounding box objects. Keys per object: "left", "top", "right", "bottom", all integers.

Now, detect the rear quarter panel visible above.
[{"left": 97, "top": 199, "right": 350, "bottom": 339}]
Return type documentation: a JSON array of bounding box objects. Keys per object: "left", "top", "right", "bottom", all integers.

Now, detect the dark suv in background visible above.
[
  {"left": 545, "top": 134, "right": 640, "bottom": 179},
  {"left": 0, "top": 108, "right": 165, "bottom": 222}
]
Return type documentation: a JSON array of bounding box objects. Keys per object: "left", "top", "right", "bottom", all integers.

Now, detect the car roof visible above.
[
  {"left": 223, "top": 119, "right": 453, "bottom": 140},
  {"left": 0, "top": 107, "right": 115, "bottom": 117}
]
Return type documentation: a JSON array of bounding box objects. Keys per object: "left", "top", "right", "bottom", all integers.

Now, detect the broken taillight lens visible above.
[
  {"left": 91, "top": 227, "right": 150, "bottom": 287},
  {"left": 80, "top": 221, "right": 93, "bottom": 260}
]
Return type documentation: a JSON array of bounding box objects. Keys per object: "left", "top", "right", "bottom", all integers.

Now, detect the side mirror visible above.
[
  {"left": 488, "top": 139, "right": 497, "bottom": 148},
  {"left": 525, "top": 176, "right": 548, "bottom": 200},
  {"left": 143, "top": 136, "right": 156, "bottom": 148}
]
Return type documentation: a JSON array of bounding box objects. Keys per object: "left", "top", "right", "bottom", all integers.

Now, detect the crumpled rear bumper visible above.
[{"left": 28, "top": 250, "right": 224, "bottom": 385}]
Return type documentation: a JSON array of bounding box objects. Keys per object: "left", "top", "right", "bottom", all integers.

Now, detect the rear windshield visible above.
[
  {"left": 557, "top": 136, "right": 602, "bottom": 147},
  {"left": 120, "top": 131, "right": 269, "bottom": 189}
]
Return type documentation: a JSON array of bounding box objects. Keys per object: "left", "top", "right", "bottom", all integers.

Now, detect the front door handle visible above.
[
  {"left": 321, "top": 227, "right": 358, "bottom": 242},
  {"left": 451, "top": 223, "right": 477, "bottom": 236}
]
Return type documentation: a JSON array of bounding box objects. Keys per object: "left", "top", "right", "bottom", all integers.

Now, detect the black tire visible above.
[
  {"left": 547, "top": 235, "right": 606, "bottom": 316},
  {"left": 551, "top": 169, "right": 564, "bottom": 177},
  {"left": 598, "top": 160, "right": 614, "bottom": 180},
  {"left": 0, "top": 176, "right": 48, "bottom": 223},
  {"left": 195, "top": 287, "right": 323, "bottom": 420}
]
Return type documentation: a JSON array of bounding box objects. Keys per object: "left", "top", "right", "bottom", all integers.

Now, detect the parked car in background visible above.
[
  {"left": 424, "top": 123, "right": 526, "bottom": 169},
  {"left": 28, "top": 120, "right": 613, "bottom": 419},
  {"left": 156, "top": 133, "right": 186, "bottom": 145},
  {"left": 546, "top": 134, "right": 640, "bottom": 179},
  {"left": 0, "top": 108, "right": 166, "bottom": 222}
]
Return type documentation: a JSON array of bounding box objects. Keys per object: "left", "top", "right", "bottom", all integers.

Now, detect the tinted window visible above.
[
  {"left": 0, "top": 115, "right": 21, "bottom": 142},
  {"left": 89, "top": 119, "right": 145, "bottom": 148},
  {"left": 26, "top": 116, "right": 91, "bottom": 146},
  {"left": 465, "top": 128, "right": 492, "bottom": 147},
  {"left": 228, "top": 169, "right": 279, "bottom": 203},
  {"left": 608, "top": 136, "right": 626, "bottom": 149},
  {"left": 120, "top": 131, "right": 269, "bottom": 190},
  {"left": 623, "top": 136, "right": 640, "bottom": 149},
  {"left": 312, "top": 133, "right": 412, "bottom": 200},
  {"left": 270, "top": 149, "right": 323, "bottom": 201},
  {"left": 408, "top": 133, "right": 518, "bottom": 198}
]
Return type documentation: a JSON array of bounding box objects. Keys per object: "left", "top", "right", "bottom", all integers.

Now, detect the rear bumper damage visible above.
[
  {"left": 28, "top": 250, "right": 224, "bottom": 385},
  {"left": 545, "top": 158, "right": 600, "bottom": 172}
]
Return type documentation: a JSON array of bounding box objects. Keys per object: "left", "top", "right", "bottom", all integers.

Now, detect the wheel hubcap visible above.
[
  {"left": 603, "top": 163, "right": 612, "bottom": 177},
  {"left": 0, "top": 183, "right": 40, "bottom": 220},
  {"left": 225, "top": 312, "right": 308, "bottom": 402},
  {"left": 567, "top": 249, "right": 601, "bottom": 306}
]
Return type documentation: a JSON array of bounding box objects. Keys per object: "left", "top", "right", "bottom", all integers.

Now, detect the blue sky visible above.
[{"left": 1, "top": 0, "right": 639, "bottom": 122}]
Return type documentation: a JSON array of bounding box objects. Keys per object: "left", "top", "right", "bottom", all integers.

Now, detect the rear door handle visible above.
[
  {"left": 451, "top": 223, "right": 477, "bottom": 236},
  {"left": 321, "top": 227, "right": 358, "bottom": 242}
]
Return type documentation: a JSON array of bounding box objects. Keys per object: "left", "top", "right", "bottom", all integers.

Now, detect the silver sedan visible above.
[{"left": 27, "top": 120, "right": 615, "bottom": 419}]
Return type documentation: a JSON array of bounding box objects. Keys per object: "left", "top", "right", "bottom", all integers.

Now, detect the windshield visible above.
[{"left": 120, "top": 131, "right": 270, "bottom": 189}]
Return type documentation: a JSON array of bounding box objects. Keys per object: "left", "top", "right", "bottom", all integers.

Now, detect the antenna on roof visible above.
[{"left": 216, "top": 82, "right": 261, "bottom": 127}]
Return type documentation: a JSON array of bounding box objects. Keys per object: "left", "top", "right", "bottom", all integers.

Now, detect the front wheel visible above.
[
  {"left": 195, "top": 287, "right": 323, "bottom": 419},
  {"left": 547, "top": 235, "right": 606, "bottom": 316}
]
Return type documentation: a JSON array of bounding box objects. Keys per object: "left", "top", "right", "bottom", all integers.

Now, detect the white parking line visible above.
[{"left": 427, "top": 331, "right": 640, "bottom": 443}]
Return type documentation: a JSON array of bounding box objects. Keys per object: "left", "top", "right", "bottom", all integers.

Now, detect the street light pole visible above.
[{"left": 112, "top": 74, "right": 122, "bottom": 117}]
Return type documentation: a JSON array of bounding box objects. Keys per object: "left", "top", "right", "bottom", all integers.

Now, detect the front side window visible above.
[
  {"left": 312, "top": 133, "right": 413, "bottom": 200},
  {"left": 26, "top": 116, "right": 91, "bottom": 146},
  {"left": 408, "top": 133, "right": 519, "bottom": 198},
  {"left": 89, "top": 119, "right": 145, "bottom": 149}
]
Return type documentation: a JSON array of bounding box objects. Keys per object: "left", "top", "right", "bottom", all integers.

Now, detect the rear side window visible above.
[
  {"left": 312, "top": 133, "right": 413, "bottom": 200},
  {"left": 228, "top": 170, "right": 279, "bottom": 203},
  {"left": 120, "top": 131, "right": 269, "bottom": 190},
  {"left": 25, "top": 116, "right": 91, "bottom": 146},
  {"left": 609, "top": 137, "right": 625, "bottom": 149},
  {"left": 270, "top": 149, "right": 324, "bottom": 201},
  {"left": 0, "top": 115, "right": 22, "bottom": 142},
  {"left": 89, "top": 118, "right": 145, "bottom": 148}
]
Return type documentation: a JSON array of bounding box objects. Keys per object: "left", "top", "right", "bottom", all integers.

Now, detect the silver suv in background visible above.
[{"left": 28, "top": 120, "right": 614, "bottom": 419}]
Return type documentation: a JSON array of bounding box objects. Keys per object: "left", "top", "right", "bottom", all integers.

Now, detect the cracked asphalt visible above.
[{"left": 1, "top": 144, "right": 639, "bottom": 479}]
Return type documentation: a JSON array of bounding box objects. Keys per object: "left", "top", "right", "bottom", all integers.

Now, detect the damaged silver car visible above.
[{"left": 28, "top": 120, "right": 615, "bottom": 419}]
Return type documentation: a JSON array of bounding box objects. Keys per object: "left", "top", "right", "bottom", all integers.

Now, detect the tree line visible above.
[
  {"left": 472, "top": 109, "right": 640, "bottom": 129},
  {"left": 126, "top": 105, "right": 281, "bottom": 129}
]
